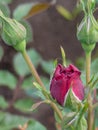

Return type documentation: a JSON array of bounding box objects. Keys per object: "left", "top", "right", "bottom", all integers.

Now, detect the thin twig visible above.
[{"left": 22, "top": 50, "right": 45, "bottom": 89}]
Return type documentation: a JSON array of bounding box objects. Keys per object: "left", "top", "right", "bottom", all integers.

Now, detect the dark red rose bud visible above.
[{"left": 50, "top": 64, "right": 84, "bottom": 106}]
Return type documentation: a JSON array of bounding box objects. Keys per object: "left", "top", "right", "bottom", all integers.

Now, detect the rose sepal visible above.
[
  {"left": 61, "top": 112, "right": 78, "bottom": 130},
  {"left": 64, "top": 88, "right": 83, "bottom": 111},
  {"left": 13, "top": 40, "right": 26, "bottom": 52}
]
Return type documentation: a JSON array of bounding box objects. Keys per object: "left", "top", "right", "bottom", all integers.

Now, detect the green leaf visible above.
[
  {"left": 41, "top": 76, "right": 50, "bottom": 91},
  {"left": 20, "top": 20, "right": 33, "bottom": 43},
  {"left": 26, "top": 120, "right": 47, "bottom": 130},
  {"left": 53, "top": 59, "right": 58, "bottom": 67},
  {"left": 22, "top": 76, "right": 49, "bottom": 98},
  {"left": 75, "top": 116, "right": 87, "bottom": 130},
  {"left": 0, "top": 70, "right": 17, "bottom": 89},
  {"left": 75, "top": 57, "right": 85, "bottom": 70},
  {"left": 0, "top": 45, "right": 4, "bottom": 61},
  {"left": 73, "top": 103, "right": 87, "bottom": 130},
  {"left": 88, "top": 74, "right": 95, "bottom": 85},
  {"left": 32, "top": 90, "right": 46, "bottom": 100},
  {"left": 91, "top": 58, "right": 98, "bottom": 88},
  {"left": 13, "top": 2, "right": 51, "bottom": 20},
  {"left": 22, "top": 76, "right": 37, "bottom": 97},
  {"left": 95, "top": 106, "right": 98, "bottom": 127},
  {"left": 95, "top": 118, "right": 98, "bottom": 127},
  {"left": 13, "top": 49, "right": 41, "bottom": 76},
  {"left": 60, "top": 46, "right": 66, "bottom": 66},
  {"left": 81, "top": 72, "right": 86, "bottom": 85},
  {"left": 22, "top": 76, "right": 34, "bottom": 89},
  {"left": 62, "top": 112, "right": 77, "bottom": 130},
  {"left": 41, "top": 60, "right": 54, "bottom": 75},
  {"left": 33, "top": 82, "right": 50, "bottom": 99},
  {"left": 0, "top": 3, "right": 10, "bottom": 17},
  {"left": 90, "top": 76, "right": 98, "bottom": 89},
  {"left": 56, "top": 5, "right": 73, "bottom": 21},
  {"left": 33, "top": 82, "right": 44, "bottom": 91},
  {"left": 13, "top": 3, "right": 33, "bottom": 20},
  {"left": 14, "top": 98, "right": 34, "bottom": 112},
  {"left": 0, "top": 112, "right": 47, "bottom": 130},
  {"left": 91, "top": 58, "right": 98, "bottom": 74},
  {"left": 62, "top": 112, "right": 87, "bottom": 130},
  {"left": 0, "top": 0, "right": 12, "bottom": 4},
  {"left": 0, "top": 96, "right": 8, "bottom": 108},
  {"left": 31, "top": 100, "right": 50, "bottom": 111}
]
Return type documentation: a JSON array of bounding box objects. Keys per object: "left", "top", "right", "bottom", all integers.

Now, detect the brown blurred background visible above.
[{"left": 9, "top": 0, "right": 83, "bottom": 61}]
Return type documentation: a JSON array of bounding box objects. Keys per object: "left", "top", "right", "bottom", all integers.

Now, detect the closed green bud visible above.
[
  {"left": 77, "top": 14, "right": 98, "bottom": 52},
  {"left": 0, "top": 13, "right": 26, "bottom": 52},
  {"left": 84, "top": 0, "right": 96, "bottom": 11}
]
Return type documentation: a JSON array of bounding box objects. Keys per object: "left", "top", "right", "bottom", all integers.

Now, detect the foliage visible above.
[
  {"left": 0, "top": 96, "right": 8, "bottom": 109},
  {"left": 0, "top": 111, "right": 46, "bottom": 130},
  {"left": 56, "top": 1, "right": 81, "bottom": 21},
  {"left": 1, "top": 0, "right": 98, "bottom": 130},
  {"left": 0, "top": 70, "right": 17, "bottom": 89},
  {"left": 56, "top": 0, "right": 98, "bottom": 21},
  {"left": 13, "top": 49, "right": 41, "bottom": 76},
  {"left": 0, "top": 0, "right": 53, "bottom": 129},
  {"left": 0, "top": 47, "right": 53, "bottom": 121}
]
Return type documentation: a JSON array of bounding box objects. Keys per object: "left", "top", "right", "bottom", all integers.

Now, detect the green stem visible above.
[
  {"left": 22, "top": 50, "right": 45, "bottom": 89},
  {"left": 21, "top": 50, "right": 63, "bottom": 120},
  {"left": 86, "top": 52, "right": 94, "bottom": 130},
  {"left": 51, "top": 102, "right": 63, "bottom": 120},
  {"left": 86, "top": 52, "right": 91, "bottom": 85}
]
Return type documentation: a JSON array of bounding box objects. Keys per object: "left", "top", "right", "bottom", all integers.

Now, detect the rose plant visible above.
[{"left": 1, "top": 0, "right": 98, "bottom": 130}]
